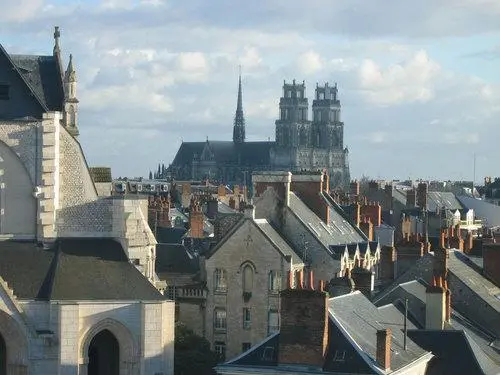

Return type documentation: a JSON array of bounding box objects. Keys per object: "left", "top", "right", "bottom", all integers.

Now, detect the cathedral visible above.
[{"left": 168, "top": 76, "right": 351, "bottom": 189}]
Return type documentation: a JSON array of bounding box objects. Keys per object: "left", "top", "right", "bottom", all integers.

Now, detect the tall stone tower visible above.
[
  {"left": 232, "top": 71, "right": 245, "bottom": 144},
  {"left": 271, "top": 80, "right": 350, "bottom": 190},
  {"left": 63, "top": 54, "right": 80, "bottom": 137}
]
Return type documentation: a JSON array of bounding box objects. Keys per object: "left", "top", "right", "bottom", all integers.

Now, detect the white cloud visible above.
[
  {"left": 297, "top": 50, "right": 324, "bottom": 75},
  {"left": 358, "top": 50, "right": 440, "bottom": 106},
  {"left": 0, "top": 0, "right": 44, "bottom": 22}
]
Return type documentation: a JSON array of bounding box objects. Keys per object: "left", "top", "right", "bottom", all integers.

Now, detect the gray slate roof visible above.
[
  {"left": 155, "top": 243, "right": 199, "bottom": 278},
  {"left": 9, "top": 54, "right": 64, "bottom": 111},
  {"left": 457, "top": 195, "right": 500, "bottom": 228},
  {"left": 427, "top": 191, "right": 463, "bottom": 212},
  {"left": 330, "top": 291, "right": 429, "bottom": 373},
  {"left": 0, "top": 239, "right": 163, "bottom": 301},
  {"left": 254, "top": 219, "right": 304, "bottom": 265},
  {"left": 287, "top": 192, "right": 365, "bottom": 248}
]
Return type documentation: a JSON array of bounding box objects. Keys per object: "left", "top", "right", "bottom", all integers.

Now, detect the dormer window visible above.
[{"left": 0, "top": 84, "right": 9, "bottom": 100}]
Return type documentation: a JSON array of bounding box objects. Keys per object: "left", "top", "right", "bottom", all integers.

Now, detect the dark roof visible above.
[
  {"left": 9, "top": 54, "right": 64, "bottom": 111},
  {"left": 170, "top": 140, "right": 273, "bottom": 168},
  {"left": 329, "top": 241, "right": 379, "bottom": 259},
  {"left": 427, "top": 192, "right": 463, "bottom": 212},
  {"left": 0, "top": 239, "right": 163, "bottom": 301},
  {"left": 155, "top": 244, "right": 199, "bottom": 277},
  {"left": 408, "top": 330, "right": 500, "bottom": 375},
  {"left": 156, "top": 226, "right": 187, "bottom": 244}
]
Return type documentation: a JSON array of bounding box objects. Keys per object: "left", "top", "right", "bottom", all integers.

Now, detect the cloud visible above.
[
  {"left": 358, "top": 50, "right": 440, "bottom": 106},
  {"left": 0, "top": 0, "right": 45, "bottom": 22}
]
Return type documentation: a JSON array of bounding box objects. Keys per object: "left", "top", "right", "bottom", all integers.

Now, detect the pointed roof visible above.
[
  {"left": 65, "top": 53, "right": 76, "bottom": 82},
  {"left": 233, "top": 68, "right": 245, "bottom": 143}
]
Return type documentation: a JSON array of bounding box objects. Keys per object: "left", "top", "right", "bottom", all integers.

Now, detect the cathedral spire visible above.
[
  {"left": 53, "top": 26, "right": 61, "bottom": 55},
  {"left": 233, "top": 66, "right": 245, "bottom": 144}
]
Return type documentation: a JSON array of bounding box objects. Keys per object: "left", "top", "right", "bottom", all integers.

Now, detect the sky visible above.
[{"left": 1, "top": 0, "right": 499, "bottom": 182}]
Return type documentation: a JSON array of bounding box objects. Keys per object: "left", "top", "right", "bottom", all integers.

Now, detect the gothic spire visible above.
[
  {"left": 233, "top": 66, "right": 245, "bottom": 144},
  {"left": 53, "top": 26, "right": 61, "bottom": 55}
]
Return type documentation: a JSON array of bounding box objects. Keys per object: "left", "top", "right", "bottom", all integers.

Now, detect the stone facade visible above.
[
  {"left": 204, "top": 217, "right": 303, "bottom": 360},
  {"left": 0, "top": 278, "right": 174, "bottom": 375}
]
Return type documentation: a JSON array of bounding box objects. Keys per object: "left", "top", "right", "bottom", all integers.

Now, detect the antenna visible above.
[
  {"left": 473, "top": 153, "right": 476, "bottom": 197},
  {"left": 404, "top": 298, "right": 408, "bottom": 350}
]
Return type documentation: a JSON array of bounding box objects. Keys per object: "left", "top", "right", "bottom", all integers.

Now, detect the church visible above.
[
  {"left": 167, "top": 76, "right": 351, "bottom": 189},
  {"left": 0, "top": 28, "right": 174, "bottom": 374}
]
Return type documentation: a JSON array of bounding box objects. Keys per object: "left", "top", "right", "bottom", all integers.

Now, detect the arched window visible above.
[
  {"left": 243, "top": 265, "right": 253, "bottom": 293},
  {"left": 214, "top": 269, "right": 227, "bottom": 292},
  {"left": 268, "top": 271, "right": 281, "bottom": 292}
]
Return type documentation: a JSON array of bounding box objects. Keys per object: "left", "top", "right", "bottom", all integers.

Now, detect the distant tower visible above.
[
  {"left": 311, "top": 82, "right": 342, "bottom": 149},
  {"left": 63, "top": 54, "right": 80, "bottom": 137},
  {"left": 275, "top": 79, "right": 309, "bottom": 148},
  {"left": 233, "top": 68, "right": 245, "bottom": 144}
]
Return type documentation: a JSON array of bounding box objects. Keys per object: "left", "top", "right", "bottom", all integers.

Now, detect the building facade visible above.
[{"left": 167, "top": 78, "right": 350, "bottom": 190}]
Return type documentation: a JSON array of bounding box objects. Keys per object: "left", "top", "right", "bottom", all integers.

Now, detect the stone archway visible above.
[
  {"left": 88, "top": 329, "right": 119, "bottom": 375},
  {"left": 0, "top": 310, "right": 28, "bottom": 374},
  {"left": 0, "top": 333, "right": 6, "bottom": 375},
  {"left": 80, "top": 318, "right": 138, "bottom": 375}
]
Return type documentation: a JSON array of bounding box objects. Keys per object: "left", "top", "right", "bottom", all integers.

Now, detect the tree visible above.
[{"left": 175, "top": 322, "right": 218, "bottom": 375}]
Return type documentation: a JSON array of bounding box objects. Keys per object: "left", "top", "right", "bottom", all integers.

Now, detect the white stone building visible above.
[{"left": 0, "top": 28, "right": 174, "bottom": 374}]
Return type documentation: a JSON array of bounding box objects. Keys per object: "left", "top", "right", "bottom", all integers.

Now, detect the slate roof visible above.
[
  {"left": 457, "top": 195, "right": 500, "bottom": 228},
  {"left": 287, "top": 192, "right": 365, "bottom": 248},
  {"left": 427, "top": 191, "right": 463, "bottom": 212},
  {"left": 9, "top": 54, "right": 64, "bottom": 111},
  {"left": 329, "top": 242, "right": 379, "bottom": 259},
  {"left": 254, "top": 219, "right": 304, "bottom": 265},
  {"left": 0, "top": 239, "right": 163, "bottom": 300},
  {"left": 155, "top": 244, "right": 199, "bottom": 281},
  {"left": 170, "top": 140, "right": 273, "bottom": 168},
  {"left": 156, "top": 226, "right": 187, "bottom": 244},
  {"left": 408, "top": 330, "right": 500, "bottom": 375},
  {"left": 330, "top": 292, "right": 429, "bottom": 373}
]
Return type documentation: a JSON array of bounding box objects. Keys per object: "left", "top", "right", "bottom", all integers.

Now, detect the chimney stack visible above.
[
  {"left": 252, "top": 171, "right": 292, "bottom": 207},
  {"left": 359, "top": 218, "right": 374, "bottom": 241},
  {"left": 425, "top": 280, "right": 446, "bottom": 330},
  {"left": 350, "top": 180, "right": 360, "bottom": 197},
  {"left": 278, "top": 270, "right": 328, "bottom": 368},
  {"left": 416, "top": 182, "right": 428, "bottom": 209},
  {"left": 189, "top": 198, "right": 204, "bottom": 238},
  {"left": 406, "top": 188, "right": 416, "bottom": 208},
  {"left": 376, "top": 329, "right": 391, "bottom": 371}
]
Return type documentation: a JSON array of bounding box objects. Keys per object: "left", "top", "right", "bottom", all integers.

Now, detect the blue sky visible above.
[{"left": 1, "top": 0, "right": 499, "bottom": 182}]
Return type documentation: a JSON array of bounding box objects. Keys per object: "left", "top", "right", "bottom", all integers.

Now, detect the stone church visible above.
[
  {"left": 168, "top": 77, "right": 351, "bottom": 189},
  {"left": 0, "top": 28, "right": 173, "bottom": 374}
]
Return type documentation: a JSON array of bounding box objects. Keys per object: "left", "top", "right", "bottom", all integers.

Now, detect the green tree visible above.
[{"left": 175, "top": 322, "right": 218, "bottom": 375}]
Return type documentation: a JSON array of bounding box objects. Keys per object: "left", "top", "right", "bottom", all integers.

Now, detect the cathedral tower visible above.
[
  {"left": 275, "top": 79, "right": 309, "bottom": 148},
  {"left": 311, "top": 82, "right": 343, "bottom": 150},
  {"left": 233, "top": 71, "right": 245, "bottom": 144},
  {"left": 63, "top": 54, "right": 80, "bottom": 137}
]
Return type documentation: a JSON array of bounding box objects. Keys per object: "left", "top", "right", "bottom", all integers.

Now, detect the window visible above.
[
  {"left": 268, "top": 271, "right": 281, "bottom": 292},
  {"left": 286, "top": 90, "right": 291, "bottom": 98},
  {"left": 243, "top": 308, "right": 251, "bottom": 329},
  {"left": 214, "top": 268, "right": 227, "bottom": 292},
  {"left": 268, "top": 309, "right": 279, "bottom": 334},
  {"left": 0, "top": 84, "right": 9, "bottom": 100},
  {"left": 243, "top": 265, "right": 253, "bottom": 293},
  {"left": 214, "top": 308, "right": 227, "bottom": 330},
  {"left": 214, "top": 341, "right": 226, "bottom": 361},
  {"left": 333, "top": 350, "right": 346, "bottom": 362},
  {"left": 242, "top": 342, "right": 251, "bottom": 352}
]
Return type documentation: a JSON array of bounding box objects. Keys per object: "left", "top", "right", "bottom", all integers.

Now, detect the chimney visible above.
[
  {"left": 464, "top": 232, "right": 474, "bottom": 254},
  {"left": 290, "top": 172, "right": 329, "bottom": 224},
  {"left": 379, "top": 245, "right": 396, "bottom": 280},
  {"left": 483, "top": 242, "right": 500, "bottom": 287},
  {"left": 278, "top": 270, "right": 328, "bottom": 368},
  {"left": 406, "top": 188, "right": 416, "bottom": 208},
  {"left": 189, "top": 199, "right": 204, "bottom": 238},
  {"left": 376, "top": 329, "right": 391, "bottom": 371},
  {"left": 416, "top": 182, "right": 428, "bottom": 209},
  {"left": 350, "top": 180, "right": 360, "bottom": 197},
  {"left": 252, "top": 171, "right": 292, "bottom": 207},
  {"left": 368, "top": 180, "right": 379, "bottom": 194},
  {"left": 322, "top": 170, "right": 330, "bottom": 193},
  {"left": 433, "top": 248, "right": 449, "bottom": 280},
  {"left": 360, "top": 202, "right": 382, "bottom": 227},
  {"left": 351, "top": 203, "right": 361, "bottom": 226},
  {"left": 181, "top": 183, "right": 192, "bottom": 208},
  {"left": 359, "top": 218, "right": 374, "bottom": 241},
  {"left": 425, "top": 281, "right": 446, "bottom": 330},
  {"left": 228, "top": 197, "right": 236, "bottom": 209},
  {"left": 206, "top": 198, "right": 218, "bottom": 220},
  {"left": 384, "top": 184, "right": 393, "bottom": 210},
  {"left": 218, "top": 184, "right": 226, "bottom": 198},
  {"left": 234, "top": 185, "right": 240, "bottom": 197}
]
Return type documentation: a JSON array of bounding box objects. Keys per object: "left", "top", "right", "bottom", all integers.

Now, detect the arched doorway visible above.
[
  {"left": 0, "top": 333, "right": 6, "bottom": 375},
  {"left": 88, "top": 329, "right": 119, "bottom": 375}
]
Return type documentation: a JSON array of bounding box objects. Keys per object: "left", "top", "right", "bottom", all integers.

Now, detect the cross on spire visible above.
[{"left": 53, "top": 26, "right": 61, "bottom": 55}]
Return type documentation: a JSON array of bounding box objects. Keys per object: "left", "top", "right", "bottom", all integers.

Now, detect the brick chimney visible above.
[
  {"left": 483, "top": 242, "right": 500, "bottom": 287},
  {"left": 218, "top": 184, "right": 226, "bottom": 198},
  {"left": 234, "top": 185, "right": 240, "bottom": 197},
  {"left": 279, "top": 270, "right": 329, "bottom": 369},
  {"left": 464, "top": 232, "right": 474, "bottom": 254},
  {"left": 290, "top": 172, "right": 330, "bottom": 224},
  {"left": 376, "top": 329, "right": 391, "bottom": 371},
  {"left": 189, "top": 198, "right": 204, "bottom": 238},
  {"left": 350, "top": 180, "right": 360, "bottom": 197},
  {"left": 351, "top": 203, "right": 361, "bottom": 226},
  {"left": 384, "top": 184, "right": 393, "bottom": 210},
  {"left": 406, "top": 188, "right": 416, "bottom": 208},
  {"left": 360, "top": 202, "right": 382, "bottom": 227},
  {"left": 379, "top": 245, "right": 396, "bottom": 280},
  {"left": 181, "top": 183, "right": 192, "bottom": 208},
  {"left": 359, "top": 218, "right": 374, "bottom": 241},
  {"left": 253, "top": 171, "right": 292, "bottom": 207},
  {"left": 416, "top": 182, "right": 428, "bottom": 209},
  {"left": 425, "top": 278, "right": 446, "bottom": 330},
  {"left": 228, "top": 196, "right": 236, "bottom": 209}
]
